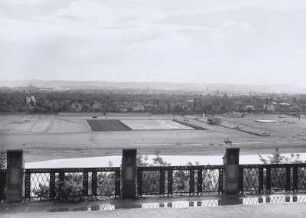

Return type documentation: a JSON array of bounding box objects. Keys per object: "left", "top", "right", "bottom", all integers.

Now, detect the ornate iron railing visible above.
[
  {"left": 240, "top": 164, "right": 306, "bottom": 194},
  {"left": 1, "top": 163, "right": 306, "bottom": 202},
  {"left": 137, "top": 165, "right": 224, "bottom": 196},
  {"left": 24, "top": 167, "right": 120, "bottom": 201},
  {"left": 0, "top": 169, "right": 6, "bottom": 202}
]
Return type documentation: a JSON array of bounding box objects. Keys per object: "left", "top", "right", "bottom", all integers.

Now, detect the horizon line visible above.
[{"left": 0, "top": 79, "right": 305, "bottom": 89}]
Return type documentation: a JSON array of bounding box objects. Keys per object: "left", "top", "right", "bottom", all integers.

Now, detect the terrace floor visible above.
[{"left": 1, "top": 194, "right": 306, "bottom": 218}]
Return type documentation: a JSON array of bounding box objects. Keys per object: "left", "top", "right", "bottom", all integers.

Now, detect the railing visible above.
[
  {"left": 24, "top": 168, "right": 120, "bottom": 201},
  {"left": 0, "top": 169, "right": 6, "bottom": 202},
  {"left": 137, "top": 165, "right": 224, "bottom": 196},
  {"left": 240, "top": 164, "right": 306, "bottom": 194},
  {"left": 1, "top": 163, "right": 306, "bottom": 202}
]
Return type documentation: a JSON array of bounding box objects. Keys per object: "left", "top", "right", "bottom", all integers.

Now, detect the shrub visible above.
[{"left": 56, "top": 173, "right": 84, "bottom": 202}]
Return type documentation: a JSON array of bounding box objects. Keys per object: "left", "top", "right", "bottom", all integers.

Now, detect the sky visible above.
[{"left": 0, "top": 0, "right": 305, "bottom": 87}]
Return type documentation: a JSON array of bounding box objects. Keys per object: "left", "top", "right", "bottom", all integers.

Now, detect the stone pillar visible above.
[
  {"left": 6, "top": 150, "right": 24, "bottom": 202},
  {"left": 223, "top": 148, "right": 240, "bottom": 195},
  {"left": 121, "top": 149, "right": 137, "bottom": 198}
]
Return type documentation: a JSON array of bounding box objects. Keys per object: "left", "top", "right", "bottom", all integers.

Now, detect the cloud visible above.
[
  {"left": 0, "top": 0, "right": 77, "bottom": 22},
  {"left": 0, "top": 0, "right": 305, "bottom": 87}
]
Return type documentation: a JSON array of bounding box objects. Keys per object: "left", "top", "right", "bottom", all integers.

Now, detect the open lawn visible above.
[
  {"left": 0, "top": 115, "right": 89, "bottom": 133},
  {"left": 214, "top": 113, "right": 306, "bottom": 140},
  {"left": 0, "top": 113, "right": 305, "bottom": 162}
]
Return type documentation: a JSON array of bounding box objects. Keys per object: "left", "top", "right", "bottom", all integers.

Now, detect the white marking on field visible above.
[
  {"left": 255, "top": 120, "right": 278, "bottom": 123},
  {"left": 120, "top": 119, "right": 193, "bottom": 130},
  {"left": 232, "top": 142, "right": 264, "bottom": 145},
  {"left": 134, "top": 143, "right": 204, "bottom": 146}
]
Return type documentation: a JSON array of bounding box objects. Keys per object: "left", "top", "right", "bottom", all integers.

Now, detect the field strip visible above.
[
  {"left": 232, "top": 142, "right": 264, "bottom": 145},
  {"left": 56, "top": 117, "right": 86, "bottom": 124},
  {"left": 134, "top": 143, "right": 205, "bottom": 146},
  {"left": 44, "top": 118, "right": 54, "bottom": 132},
  {"left": 120, "top": 119, "right": 193, "bottom": 130}
]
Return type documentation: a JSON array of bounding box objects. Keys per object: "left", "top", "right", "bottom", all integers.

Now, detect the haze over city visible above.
[{"left": 0, "top": 0, "right": 306, "bottom": 88}]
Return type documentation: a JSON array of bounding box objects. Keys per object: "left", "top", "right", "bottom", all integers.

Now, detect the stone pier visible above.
[
  {"left": 6, "top": 150, "right": 24, "bottom": 203},
  {"left": 223, "top": 148, "right": 240, "bottom": 195},
  {"left": 121, "top": 149, "right": 137, "bottom": 198}
]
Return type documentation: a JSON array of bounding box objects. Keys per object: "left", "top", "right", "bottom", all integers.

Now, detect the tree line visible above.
[{"left": 0, "top": 88, "right": 305, "bottom": 114}]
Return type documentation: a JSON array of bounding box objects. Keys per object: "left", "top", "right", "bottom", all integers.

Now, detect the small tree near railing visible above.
[
  {"left": 259, "top": 148, "right": 304, "bottom": 164},
  {"left": 257, "top": 148, "right": 305, "bottom": 192},
  {"left": 32, "top": 171, "right": 116, "bottom": 202},
  {"left": 0, "top": 152, "right": 5, "bottom": 169}
]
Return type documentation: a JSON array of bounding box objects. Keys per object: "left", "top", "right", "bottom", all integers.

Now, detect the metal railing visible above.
[
  {"left": 240, "top": 163, "right": 306, "bottom": 194},
  {"left": 1, "top": 163, "right": 306, "bottom": 202},
  {"left": 24, "top": 167, "right": 120, "bottom": 201},
  {"left": 137, "top": 165, "right": 224, "bottom": 196},
  {"left": 0, "top": 169, "right": 6, "bottom": 202}
]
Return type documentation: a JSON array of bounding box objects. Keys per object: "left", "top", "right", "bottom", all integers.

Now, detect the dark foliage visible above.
[{"left": 1, "top": 88, "right": 304, "bottom": 114}]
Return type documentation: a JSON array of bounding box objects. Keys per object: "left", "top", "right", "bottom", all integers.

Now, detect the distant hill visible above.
[{"left": 0, "top": 80, "right": 305, "bottom": 94}]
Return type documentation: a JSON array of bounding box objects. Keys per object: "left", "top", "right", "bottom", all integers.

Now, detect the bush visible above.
[
  {"left": 0, "top": 152, "right": 6, "bottom": 169},
  {"left": 259, "top": 148, "right": 304, "bottom": 164},
  {"left": 34, "top": 172, "right": 117, "bottom": 202},
  {"left": 33, "top": 173, "right": 84, "bottom": 202},
  {"left": 97, "top": 172, "right": 115, "bottom": 196},
  {"left": 56, "top": 173, "right": 84, "bottom": 202}
]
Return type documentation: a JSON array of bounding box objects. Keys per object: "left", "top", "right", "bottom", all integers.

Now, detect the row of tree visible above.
[{"left": 0, "top": 89, "right": 305, "bottom": 114}]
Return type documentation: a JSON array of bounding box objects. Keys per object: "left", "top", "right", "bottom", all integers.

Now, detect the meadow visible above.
[{"left": 0, "top": 113, "right": 305, "bottom": 163}]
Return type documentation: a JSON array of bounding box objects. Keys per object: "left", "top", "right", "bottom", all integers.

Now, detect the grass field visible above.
[
  {"left": 214, "top": 114, "right": 306, "bottom": 140},
  {"left": 0, "top": 115, "right": 89, "bottom": 133},
  {"left": 0, "top": 113, "right": 305, "bottom": 162}
]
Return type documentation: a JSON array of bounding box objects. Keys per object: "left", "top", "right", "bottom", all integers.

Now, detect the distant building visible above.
[
  {"left": 278, "top": 102, "right": 290, "bottom": 112},
  {"left": 279, "top": 102, "right": 290, "bottom": 107},
  {"left": 245, "top": 105, "right": 256, "bottom": 112},
  {"left": 71, "top": 102, "right": 82, "bottom": 112},
  {"left": 119, "top": 108, "right": 129, "bottom": 112},
  {"left": 117, "top": 102, "right": 130, "bottom": 112},
  {"left": 263, "top": 103, "right": 276, "bottom": 112},
  {"left": 92, "top": 102, "right": 103, "bottom": 111},
  {"left": 132, "top": 102, "right": 145, "bottom": 112}
]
